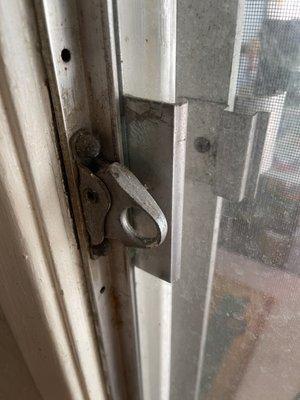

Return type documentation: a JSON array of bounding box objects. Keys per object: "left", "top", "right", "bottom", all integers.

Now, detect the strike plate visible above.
[{"left": 123, "top": 97, "right": 188, "bottom": 282}]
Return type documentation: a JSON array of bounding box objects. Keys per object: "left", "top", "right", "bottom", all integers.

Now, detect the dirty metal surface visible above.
[
  {"left": 77, "top": 165, "right": 111, "bottom": 248},
  {"left": 123, "top": 96, "right": 188, "bottom": 282},
  {"left": 184, "top": 101, "right": 269, "bottom": 202},
  {"left": 177, "top": 0, "right": 240, "bottom": 103}
]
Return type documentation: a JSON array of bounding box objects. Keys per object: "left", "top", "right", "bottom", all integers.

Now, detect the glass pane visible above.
[{"left": 200, "top": 1, "right": 300, "bottom": 399}]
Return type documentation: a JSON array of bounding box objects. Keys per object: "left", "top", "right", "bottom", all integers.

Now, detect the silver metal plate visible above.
[
  {"left": 123, "top": 97, "right": 188, "bottom": 282},
  {"left": 183, "top": 101, "right": 269, "bottom": 203}
]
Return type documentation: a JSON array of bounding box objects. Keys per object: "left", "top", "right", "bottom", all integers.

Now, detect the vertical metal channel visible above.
[
  {"left": 34, "top": 0, "right": 141, "bottom": 399},
  {"left": 171, "top": 1, "right": 245, "bottom": 399},
  {"left": 116, "top": 1, "right": 177, "bottom": 399}
]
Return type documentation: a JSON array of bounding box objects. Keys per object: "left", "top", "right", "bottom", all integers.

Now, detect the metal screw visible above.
[
  {"left": 91, "top": 239, "right": 111, "bottom": 258},
  {"left": 194, "top": 137, "right": 211, "bottom": 153},
  {"left": 73, "top": 129, "right": 101, "bottom": 166},
  {"left": 84, "top": 188, "right": 99, "bottom": 204}
]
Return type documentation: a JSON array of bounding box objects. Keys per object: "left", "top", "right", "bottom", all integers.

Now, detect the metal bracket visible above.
[
  {"left": 71, "top": 130, "right": 168, "bottom": 257},
  {"left": 188, "top": 101, "right": 270, "bottom": 203},
  {"left": 123, "top": 97, "right": 188, "bottom": 282}
]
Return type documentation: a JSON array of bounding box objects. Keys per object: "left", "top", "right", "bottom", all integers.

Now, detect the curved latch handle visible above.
[
  {"left": 71, "top": 130, "right": 167, "bottom": 256},
  {"left": 98, "top": 162, "right": 167, "bottom": 248}
]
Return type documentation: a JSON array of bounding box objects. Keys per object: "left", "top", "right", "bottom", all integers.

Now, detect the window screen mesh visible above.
[
  {"left": 201, "top": 1, "right": 300, "bottom": 399},
  {"left": 230, "top": 0, "right": 300, "bottom": 268}
]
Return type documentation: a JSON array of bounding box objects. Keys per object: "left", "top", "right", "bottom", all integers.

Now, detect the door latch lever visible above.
[{"left": 71, "top": 130, "right": 168, "bottom": 258}]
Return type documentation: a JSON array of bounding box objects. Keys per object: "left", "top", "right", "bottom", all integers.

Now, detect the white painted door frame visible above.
[{"left": 0, "top": 0, "right": 107, "bottom": 399}]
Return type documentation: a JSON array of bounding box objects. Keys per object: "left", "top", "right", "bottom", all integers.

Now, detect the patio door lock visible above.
[{"left": 71, "top": 130, "right": 167, "bottom": 258}]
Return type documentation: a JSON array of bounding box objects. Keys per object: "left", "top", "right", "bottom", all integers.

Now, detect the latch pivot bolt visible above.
[{"left": 73, "top": 129, "right": 101, "bottom": 167}]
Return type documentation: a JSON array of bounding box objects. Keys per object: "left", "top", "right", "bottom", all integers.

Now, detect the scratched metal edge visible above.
[{"left": 171, "top": 101, "right": 188, "bottom": 281}]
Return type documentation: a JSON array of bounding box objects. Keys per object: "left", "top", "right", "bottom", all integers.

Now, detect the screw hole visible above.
[
  {"left": 61, "top": 48, "right": 71, "bottom": 63},
  {"left": 100, "top": 286, "right": 106, "bottom": 294},
  {"left": 194, "top": 137, "right": 211, "bottom": 153},
  {"left": 84, "top": 188, "right": 99, "bottom": 204}
]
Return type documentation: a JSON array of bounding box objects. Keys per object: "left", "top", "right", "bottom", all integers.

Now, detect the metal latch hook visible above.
[{"left": 71, "top": 130, "right": 168, "bottom": 256}]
